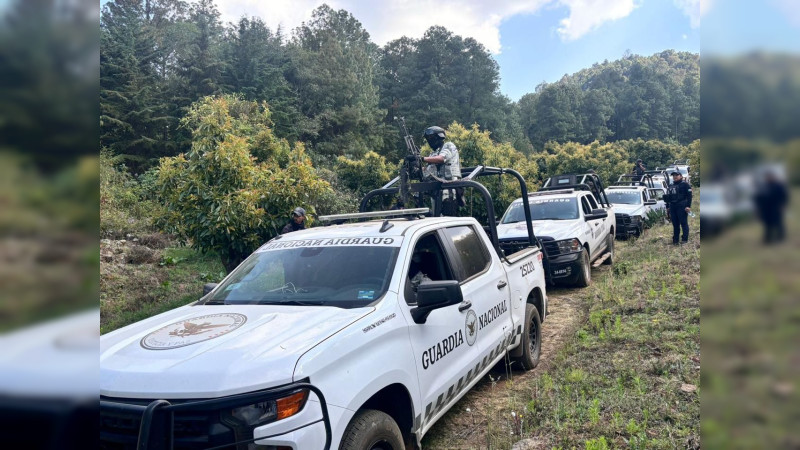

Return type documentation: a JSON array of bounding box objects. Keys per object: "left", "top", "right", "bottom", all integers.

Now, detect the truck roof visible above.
[
  {"left": 511, "top": 190, "right": 584, "bottom": 203},
  {"left": 273, "top": 216, "right": 478, "bottom": 241},
  {"left": 606, "top": 185, "right": 647, "bottom": 192}
]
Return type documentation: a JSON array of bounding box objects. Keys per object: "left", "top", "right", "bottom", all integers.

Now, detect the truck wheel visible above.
[
  {"left": 602, "top": 234, "right": 614, "bottom": 265},
  {"left": 340, "top": 409, "right": 404, "bottom": 450},
  {"left": 573, "top": 248, "right": 591, "bottom": 287},
  {"left": 514, "top": 303, "right": 541, "bottom": 370}
]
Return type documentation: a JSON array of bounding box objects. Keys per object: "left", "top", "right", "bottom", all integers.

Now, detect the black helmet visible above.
[{"left": 423, "top": 126, "right": 446, "bottom": 149}]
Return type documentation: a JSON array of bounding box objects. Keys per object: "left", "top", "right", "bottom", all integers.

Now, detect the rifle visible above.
[{"left": 394, "top": 116, "right": 424, "bottom": 207}]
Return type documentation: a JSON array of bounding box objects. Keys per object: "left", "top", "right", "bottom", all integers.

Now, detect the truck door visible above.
[
  {"left": 581, "top": 195, "right": 603, "bottom": 256},
  {"left": 440, "top": 225, "right": 511, "bottom": 385},
  {"left": 648, "top": 188, "right": 666, "bottom": 212},
  {"left": 402, "top": 231, "right": 481, "bottom": 428}
]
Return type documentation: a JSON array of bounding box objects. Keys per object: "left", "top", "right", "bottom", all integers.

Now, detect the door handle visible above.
[
  {"left": 458, "top": 300, "right": 472, "bottom": 312},
  {"left": 497, "top": 280, "right": 507, "bottom": 289}
]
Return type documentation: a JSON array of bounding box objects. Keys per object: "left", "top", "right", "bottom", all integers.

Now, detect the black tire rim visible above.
[
  {"left": 369, "top": 439, "right": 396, "bottom": 450},
  {"left": 528, "top": 313, "right": 539, "bottom": 356}
]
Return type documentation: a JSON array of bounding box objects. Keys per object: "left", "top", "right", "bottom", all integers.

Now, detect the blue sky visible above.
[{"left": 494, "top": 1, "right": 701, "bottom": 100}]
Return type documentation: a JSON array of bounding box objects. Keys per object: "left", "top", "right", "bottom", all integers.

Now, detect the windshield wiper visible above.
[{"left": 258, "top": 299, "right": 327, "bottom": 307}]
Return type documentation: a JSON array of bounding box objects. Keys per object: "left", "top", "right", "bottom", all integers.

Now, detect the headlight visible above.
[
  {"left": 556, "top": 238, "right": 582, "bottom": 253},
  {"left": 630, "top": 215, "right": 641, "bottom": 223},
  {"left": 230, "top": 389, "right": 309, "bottom": 428}
]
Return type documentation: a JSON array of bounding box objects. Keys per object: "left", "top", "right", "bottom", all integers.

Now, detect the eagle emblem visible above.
[
  {"left": 465, "top": 310, "right": 477, "bottom": 346},
  {"left": 169, "top": 321, "right": 227, "bottom": 337},
  {"left": 466, "top": 319, "right": 476, "bottom": 335}
]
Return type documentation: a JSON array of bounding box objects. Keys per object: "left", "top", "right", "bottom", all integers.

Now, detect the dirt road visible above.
[{"left": 422, "top": 284, "right": 592, "bottom": 449}]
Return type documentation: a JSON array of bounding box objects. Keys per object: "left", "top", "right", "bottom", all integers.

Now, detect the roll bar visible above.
[{"left": 359, "top": 166, "right": 537, "bottom": 256}]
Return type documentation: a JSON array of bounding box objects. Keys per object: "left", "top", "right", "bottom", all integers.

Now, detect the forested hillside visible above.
[
  {"left": 100, "top": 0, "right": 699, "bottom": 170},
  {"left": 100, "top": 0, "right": 702, "bottom": 274}
]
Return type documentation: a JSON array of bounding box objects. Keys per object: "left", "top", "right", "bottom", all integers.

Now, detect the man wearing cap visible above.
[
  {"left": 281, "top": 207, "right": 306, "bottom": 235},
  {"left": 665, "top": 171, "right": 693, "bottom": 245}
]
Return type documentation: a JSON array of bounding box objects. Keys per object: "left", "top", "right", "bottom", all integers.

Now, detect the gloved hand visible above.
[{"left": 405, "top": 155, "right": 420, "bottom": 163}]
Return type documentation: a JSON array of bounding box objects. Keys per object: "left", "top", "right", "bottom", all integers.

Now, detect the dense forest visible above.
[
  {"left": 99, "top": 0, "right": 705, "bottom": 269},
  {"left": 100, "top": 0, "right": 700, "bottom": 169}
]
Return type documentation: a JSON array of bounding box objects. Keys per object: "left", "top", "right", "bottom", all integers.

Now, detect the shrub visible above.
[
  {"left": 100, "top": 150, "right": 157, "bottom": 237},
  {"left": 155, "top": 95, "right": 333, "bottom": 272}
]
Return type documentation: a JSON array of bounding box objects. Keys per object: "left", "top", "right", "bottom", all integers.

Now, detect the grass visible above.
[
  {"left": 701, "top": 189, "right": 800, "bottom": 449},
  {"left": 100, "top": 245, "right": 224, "bottom": 334},
  {"left": 424, "top": 204, "right": 700, "bottom": 449}
]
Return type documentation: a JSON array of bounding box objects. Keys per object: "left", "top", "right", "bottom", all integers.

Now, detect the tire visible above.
[
  {"left": 513, "top": 303, "right": 542, "bottom": 370},
  {"left": 573, "top": 248, "right": 591, "bottom": 287},
  {"left": 340, "top": 409, "right": 404, "bottom": 450},
  {"left": 602, "top": 234, "right": 614, "bottom": 265}
]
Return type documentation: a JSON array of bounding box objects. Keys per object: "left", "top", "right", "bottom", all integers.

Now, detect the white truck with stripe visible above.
[{"left": 100, "top": 212, "right": 547, "bottom": 450}]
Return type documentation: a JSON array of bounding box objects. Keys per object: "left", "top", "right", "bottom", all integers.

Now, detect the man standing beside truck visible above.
[{"left": 666, "top": 171, "right": 693, "bottom": 245}]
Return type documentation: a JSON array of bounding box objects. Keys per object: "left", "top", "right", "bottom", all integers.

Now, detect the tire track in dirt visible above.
[{"left": 421, "top": 283, "right": 594, "bottom": 449}]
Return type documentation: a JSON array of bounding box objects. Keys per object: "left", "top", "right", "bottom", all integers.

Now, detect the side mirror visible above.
[
  {"left": 585, "top": 208, "right": 608, "bottom": 221},
  {"left": 644, "top": 200, "right": 657, "bottom": 205},
  {"left": 203, "top": 283, "right": 218, "bottom": 295},
  {"left": 411, "top": 280, "right": 463, "bottom": 324}
]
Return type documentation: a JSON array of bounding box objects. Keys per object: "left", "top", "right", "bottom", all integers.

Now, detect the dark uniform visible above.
[
  {"left": 281, "top": 220, "right": 305, "bottom": 235},
  {"left": 666, "top": 178, "right": 693, "bottom": 244},
  {"left": 281, "top": 207, "right": 306, "bottom": 234},
  {"left": 755, "top": 176, "right": 789, "bottom": 244},
  {"left": 632, "top": 160, "right": 646, "bottom": 177}
]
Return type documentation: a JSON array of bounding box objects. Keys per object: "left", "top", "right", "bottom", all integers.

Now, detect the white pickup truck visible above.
[
  {"left": 605, "top": 184, "right": 662, "bottom": 238},
  {"left": 100, "top": 210, "right": 548, "bottom": 450},
  {"left": 496, "top": 174, "right": 616, "bottom": 287}
]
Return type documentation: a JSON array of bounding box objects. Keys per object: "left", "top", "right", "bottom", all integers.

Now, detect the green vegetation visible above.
[
  {"left": 424, "top": 211, "right": 700, "bottom": 449},
  {"left": 101, "top": 0, "right": 700, "bottom": 172},
  {"left": 155, "top": 95, "right": 332, "bottom": 272},
  {"left": 101, "top": 244, "right": 224, "bottom": 334},
  {"left": 702, "top": 191, "right": 800, "bottom": 449}
]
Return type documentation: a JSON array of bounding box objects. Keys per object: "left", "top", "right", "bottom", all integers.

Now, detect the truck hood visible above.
[
  {"left": 100, "top": 304, "right": 372, "bottom": 399},
  {"left": 612, "top": 204, "right": 647, "bottom": 216},
  {"left": 497, "top": 219, "right": 585, "bottom": 242}
]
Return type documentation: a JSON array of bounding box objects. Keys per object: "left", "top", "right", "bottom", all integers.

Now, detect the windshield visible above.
[
  {"left": 206, "top": 242, "right": 400, "bottom": 308},
  {"left": 606, "top": 191, "right": 642, "bottom": 205},
  {"left": 501, "top": 198, "right": 579, "bottom": 223}
]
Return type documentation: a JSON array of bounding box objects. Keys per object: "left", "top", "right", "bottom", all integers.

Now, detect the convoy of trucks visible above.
[{"left": 100, "top": 151, "right": 682, "bottom": 450}]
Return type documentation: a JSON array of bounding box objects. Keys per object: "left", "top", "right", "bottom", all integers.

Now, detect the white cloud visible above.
[
  {"left": 216, "top": 0, "right": 643, "bottom": 53},
  {"left": 216, "top": 0, "right": 325, "bottom": 32},
  {"left": 555, "top": 0, "right": 639, "bottom": 42},
  {"left": 672, "top": 0, "right": 711, "bottom": 29}
]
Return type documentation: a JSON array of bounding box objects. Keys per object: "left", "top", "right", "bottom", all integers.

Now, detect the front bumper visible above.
[
  {"left": 539, "top": 239, "right": 583, "bottom": 282},
  {"left": 545, "top": 251, "right": 583, "bottom": 280},
  {"left": 99, "top": 382, "right": 332, "bottom": 450},
  {"left": 615, "top": 214, "right": 641, "bottom": 236}
]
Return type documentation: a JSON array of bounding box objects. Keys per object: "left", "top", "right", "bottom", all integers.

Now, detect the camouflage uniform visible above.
[{"left": 425, "top": 141, "right": 461, "bottom": 181}]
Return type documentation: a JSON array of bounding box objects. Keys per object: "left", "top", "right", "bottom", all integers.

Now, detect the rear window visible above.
[{"left": 443, "top": 226, "right": 490, "bottom": 281}]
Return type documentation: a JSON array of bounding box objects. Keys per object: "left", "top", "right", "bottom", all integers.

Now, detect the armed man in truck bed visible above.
[{"left": 418, "top": 126, "right": 463, "bottom": 215}]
